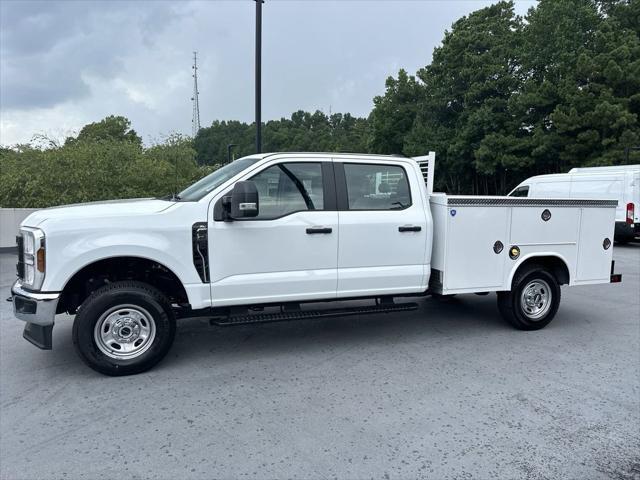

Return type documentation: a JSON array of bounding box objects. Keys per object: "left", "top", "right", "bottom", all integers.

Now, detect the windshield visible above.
[{"left": 178, "top": 157, "right": 260, "bottom": 201}]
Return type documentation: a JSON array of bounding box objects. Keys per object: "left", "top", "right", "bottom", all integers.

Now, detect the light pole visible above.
[
  {"left": 227, "top": 143, "right": 238, "bottom": 164},
  {"left": 255, "top": 0, "right": 264, "bottom": 153},
  {"left": 624, "top": 146, "right": 640, "bottom": 163}
]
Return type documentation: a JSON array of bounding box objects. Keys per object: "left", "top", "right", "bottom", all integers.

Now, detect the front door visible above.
[
  {"left": 209, "top": 159, "right": 338, "bottom": 307},
  {"left": 335, "top": 160, "right": 429, "bottom": 297}
]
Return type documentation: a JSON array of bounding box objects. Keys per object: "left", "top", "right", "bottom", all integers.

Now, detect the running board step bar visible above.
[{"left": 211, "top": 302, "right": 419, "bottom": 326}]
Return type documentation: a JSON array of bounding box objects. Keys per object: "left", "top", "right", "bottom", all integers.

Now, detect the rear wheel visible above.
[
  {"left": 72, "top": 281, "right": 176, "bottom": 376},
  {"left": 497, "top": 266, "right": 560, "bottom": 330}
]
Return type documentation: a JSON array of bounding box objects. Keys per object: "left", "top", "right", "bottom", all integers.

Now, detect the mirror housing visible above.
[{"left": 229, "top": 181, "right": 259, "bottom": 219}]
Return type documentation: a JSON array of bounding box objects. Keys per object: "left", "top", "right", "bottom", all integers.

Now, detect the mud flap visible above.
[{"left": 23, "top": 323, "right": 53, "bottom": 350}]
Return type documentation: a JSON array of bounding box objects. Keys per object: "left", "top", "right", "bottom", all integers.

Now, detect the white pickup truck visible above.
[{"left": 11, "top": 152, "right": 621, "bottom": 375}]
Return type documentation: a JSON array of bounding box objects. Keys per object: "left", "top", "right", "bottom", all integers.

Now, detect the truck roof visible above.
[
  {"left": 569, "top": 164, "right": 640, "bottom": 173},
  {"left": 520, "top": 168, "right": 636, "bottom": 184},
  {"left": 256, "top": 152, "right": 412, "bottom": 161}
]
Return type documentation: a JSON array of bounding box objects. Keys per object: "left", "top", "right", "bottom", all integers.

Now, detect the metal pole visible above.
[
  {"left": 255, "top": 0, "right": 263, "bottom": 153},
  {"left": 227, "top": 144, "right": 237, "bottom": 164},
  {"left": 625, "top": 146, "right": 640, "bottom": 164}
]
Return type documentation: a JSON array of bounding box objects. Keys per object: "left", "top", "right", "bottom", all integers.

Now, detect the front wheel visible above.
[
  {"left": 497, "top": 266, "right": 560, "bottom": 330},
  {"left": 72, "top": 281, "right": 176, "bottom": 376}
]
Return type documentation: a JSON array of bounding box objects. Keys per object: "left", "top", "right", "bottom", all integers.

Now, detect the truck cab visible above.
[{"left": 11, "top": 152, "right": 620, "bottom": 375}]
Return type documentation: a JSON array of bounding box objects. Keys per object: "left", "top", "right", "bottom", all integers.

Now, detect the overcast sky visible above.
[{"left": 0, "top": 0, "right": 535, "bottom": 146}]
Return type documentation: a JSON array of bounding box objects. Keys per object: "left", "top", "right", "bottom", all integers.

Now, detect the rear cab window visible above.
[{"left": 343, "top": 163, "right": 411, "bottom": 210}]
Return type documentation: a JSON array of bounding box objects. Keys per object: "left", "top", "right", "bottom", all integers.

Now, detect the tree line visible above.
[
  {"left": 371, "top": 0, "right": 639, "bottom": 194},
  {"left": 1, "top": 116, "right": 210, "bottom": 208},
  {"left": 196, "top": 0, "right": 639, "bottom": 194},
  {"left": 1, "top": 0, "right": 638, "bottom": 207}
]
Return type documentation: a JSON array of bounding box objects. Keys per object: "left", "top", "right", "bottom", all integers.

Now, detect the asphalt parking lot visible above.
[{"left": 1, "top": 246, "right": 638, "bottom": 480}]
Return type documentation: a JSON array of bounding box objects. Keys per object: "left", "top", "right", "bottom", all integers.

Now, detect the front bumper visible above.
[{"left": 11, "top": 280, "right": 60, "bottom": 349}]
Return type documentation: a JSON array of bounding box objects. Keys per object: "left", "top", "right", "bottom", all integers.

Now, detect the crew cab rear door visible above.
[
  {"left": 208, "top": 158, "right": 338, "bottom": 306},
  {"left": 334, "top": 159, "right": 429, "bottom": 297}
]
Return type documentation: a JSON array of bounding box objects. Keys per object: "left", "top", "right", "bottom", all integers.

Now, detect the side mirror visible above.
[{"left": 229, "top": 181, "right": 259, "bottom": 219}]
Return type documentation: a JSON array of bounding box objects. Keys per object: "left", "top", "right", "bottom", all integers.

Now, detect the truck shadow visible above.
[
  {"left": 165, "top": 294, "right": 509, "bottom": 370},
  {"left": 33, "top": 290, "right": 591, "bottom": 377}
]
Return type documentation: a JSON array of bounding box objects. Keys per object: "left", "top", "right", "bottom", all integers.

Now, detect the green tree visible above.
[
  {"left": 550, "top": 0, "right": 640, "bottom": 166},
  {"left": 66, "top": 115, "right": 143, "bottom": 146},
  {"left": 194, "top": 120, "right": 254, "bottom": 166},
  {"left": 405, "top": 1, "right": 522, "bottom": 194},
  {"left": 194, "top": 110, "right": 371, "bottom": 165},
  {"left": 330, "top": 113, "right": 371, "bottom": 153},
  {"left": 509, "top": 0, "right": 639, "bottom": 178},
  {"left": 0, "top": 125, "right": 210, "bottom": 208},
  {"left": 508, "top": 0, "right": 603, "bottom": 176},
  {"left": 369, "top": 69, "right": 422, "bottom": 155}
]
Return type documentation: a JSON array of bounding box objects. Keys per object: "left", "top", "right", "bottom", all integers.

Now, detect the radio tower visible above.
[{"left": 191, "top": 51, "right": 201, "bottom": 137}]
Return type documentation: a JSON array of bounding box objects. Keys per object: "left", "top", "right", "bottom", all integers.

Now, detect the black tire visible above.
[
  {"left": 497, "top": 265, "right": 560, "bottom": 330},
  {"left": 72, "top": 281, "right": 176, "bottom": 376}
]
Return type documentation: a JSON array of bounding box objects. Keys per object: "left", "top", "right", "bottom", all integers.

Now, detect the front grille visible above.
[{"left": 16, "top": 234, "right": 24, "bottom": 279}]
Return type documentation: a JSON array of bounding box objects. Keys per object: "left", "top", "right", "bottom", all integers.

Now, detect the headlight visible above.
[
  {"left": 23, "top": 231, "right": 36, "bottom": 255},
  {"left": 18, "top": 227, "right": 45, "bottom": 290}
]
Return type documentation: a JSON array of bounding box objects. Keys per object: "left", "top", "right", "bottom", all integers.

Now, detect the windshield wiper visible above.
[{"left": 158, "top": 193, "right": 182, "bottom": 201}]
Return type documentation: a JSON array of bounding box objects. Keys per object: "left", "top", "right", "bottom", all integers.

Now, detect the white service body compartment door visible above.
[
  {"left": 510, "top": 207, "right": 579, "bottom": 245},
  {"left": 209, "top": 211, "right": 338, "bottom": 306},
  {"left": 576, "top": 208, "right": 615, "bottom": 282},
  {"left": 444, "top": 206, "right": 509, "bottom": 290}
]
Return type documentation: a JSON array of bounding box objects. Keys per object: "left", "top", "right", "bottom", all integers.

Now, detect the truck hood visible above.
[{"left": 22, "top": 198, "right": 176, "bottom": 227}]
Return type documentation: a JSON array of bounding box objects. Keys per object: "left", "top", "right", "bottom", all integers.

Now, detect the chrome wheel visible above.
[
  {"left": 520, "top": 279, "right": 552, "bottom": 320},
  {"left": 93, "top": 304, "right": 156, "bottom": 360}
]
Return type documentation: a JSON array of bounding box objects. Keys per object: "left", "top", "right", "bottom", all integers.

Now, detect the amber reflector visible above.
[{"left": 36, "top": 248, "right": 45, "bottom": 272}]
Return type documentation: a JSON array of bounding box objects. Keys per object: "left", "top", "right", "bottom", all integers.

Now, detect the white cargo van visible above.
[{"left": 509, "top": 165, "right": 640, "bottom": 242}]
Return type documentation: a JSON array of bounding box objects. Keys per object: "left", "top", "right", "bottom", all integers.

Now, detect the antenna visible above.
[{"left": 191, "top": 51, "right": 201, "bottom": 137}]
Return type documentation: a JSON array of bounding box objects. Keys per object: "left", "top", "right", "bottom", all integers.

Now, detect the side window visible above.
[
  {"left": 249, "top": 162, "right": 324, "bottom": 219},
  {"left": 344, "top": 163, "right": 411, "bottom": 210},
  {"left": 511, "top": 186, "right": 529, "bottom": 197}
]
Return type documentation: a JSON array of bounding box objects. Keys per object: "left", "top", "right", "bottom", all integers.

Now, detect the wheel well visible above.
[
  {"left": 513, "top": 256, "right": 570, "bottom": 287},
  {"left": 58, "top": 257, "right": 189, "bottom": 314}
]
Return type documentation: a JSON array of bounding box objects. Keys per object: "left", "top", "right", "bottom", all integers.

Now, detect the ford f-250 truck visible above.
[{"left": 10, "top": 152, "right": 622, "bottom": 375}]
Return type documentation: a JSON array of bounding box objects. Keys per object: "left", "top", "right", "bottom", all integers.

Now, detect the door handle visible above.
[
  {"left": 306, "top": 227, "right": 332, "bottom": 234},
  {"left": 398, "top": 225, "right": 421, "bottom": 232}
]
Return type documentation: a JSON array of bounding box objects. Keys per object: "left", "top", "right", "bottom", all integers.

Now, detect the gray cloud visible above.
[
  {"left": 0, "top": 0, "right": 181, "bottom": 109},
  {"left": 0, "top": 0, "right": 535, "bottom": 145}
]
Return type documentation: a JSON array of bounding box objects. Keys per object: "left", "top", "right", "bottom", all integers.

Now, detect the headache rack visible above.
[{"left": 412, "top": 152, "right": 436, "bottom": 194}]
